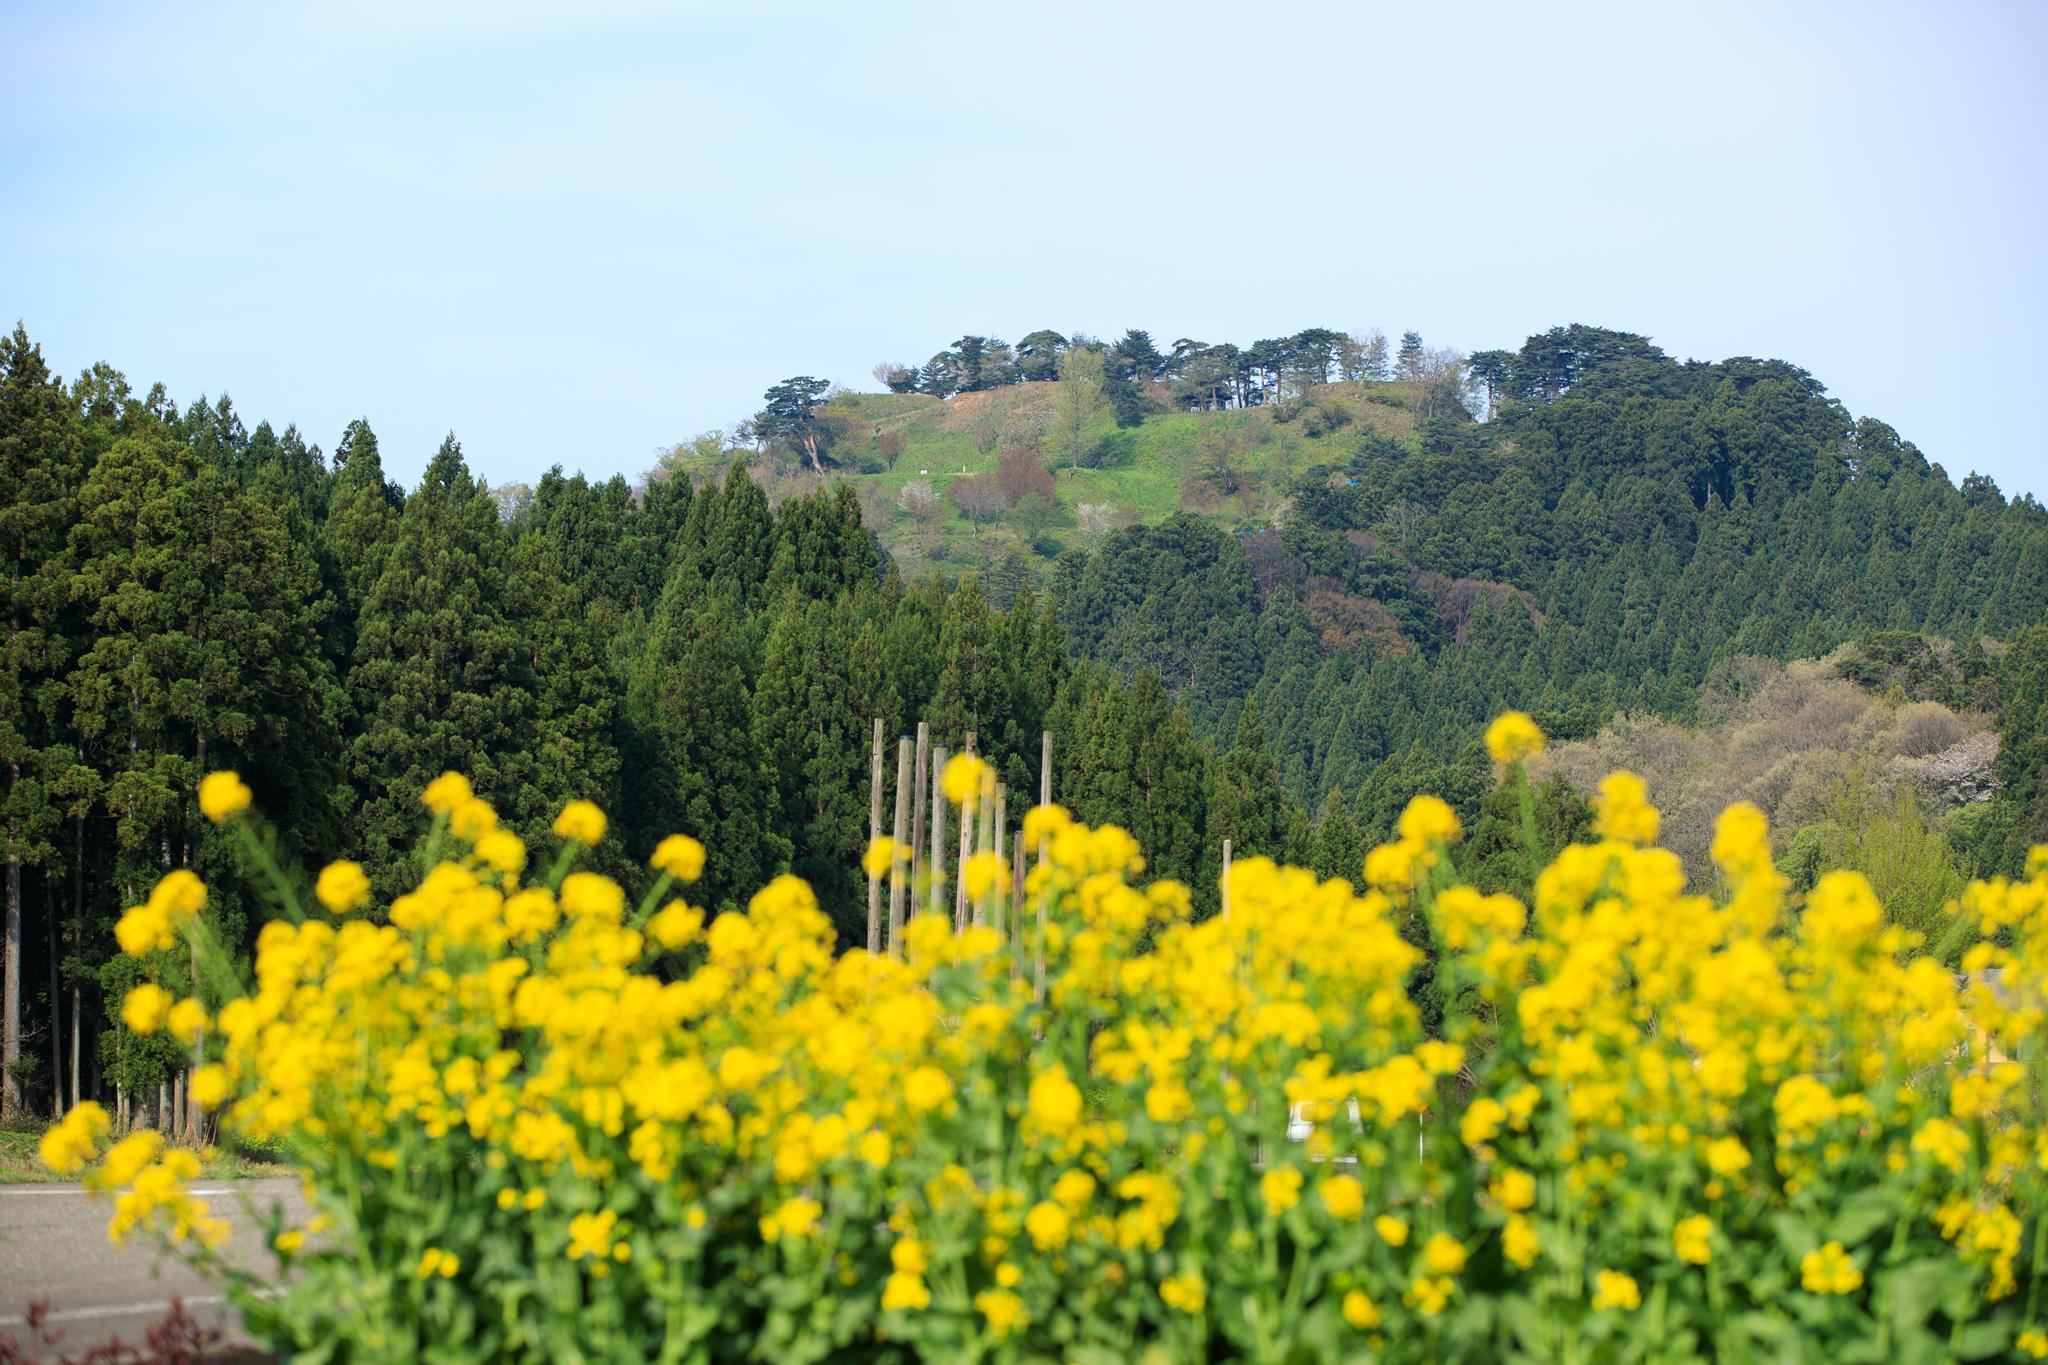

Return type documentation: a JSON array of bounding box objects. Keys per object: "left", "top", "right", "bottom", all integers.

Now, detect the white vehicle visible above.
[{"left": 1285, "top": 1098, "right": 1364, "bottom": 1164}]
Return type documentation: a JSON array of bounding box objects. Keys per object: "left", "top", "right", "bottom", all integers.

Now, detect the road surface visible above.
[{"left": 0, "top": 1177, "right": 303, "bottom": 1357}]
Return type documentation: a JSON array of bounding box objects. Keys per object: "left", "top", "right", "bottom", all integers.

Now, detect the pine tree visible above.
[
  {"left": 321, "top": 419, "right": 401, "bottom": 676},
  {"left": 1208, "top": 699, "right": 1293, "bottom": 863},
  {"left": 929, "top": 580, "right": 1003, "bottom": 753},
  {"left": 624, "top": 584, "right": 784, "bottom": 911},
  {"left": 753, "top": 598, "right": 867, "bottom": 940},
  {"left": 0, "top": 326, "right": 85, "bottom": 1117},
  {"left": 1310, "top": 789, "right": 1364, "bottom": 885},
  {"left": 346, "top": 436, "right": 539, "bottom": 875},
  {"left": 506, "top": 530, "right": 623, "bottom": 847}
]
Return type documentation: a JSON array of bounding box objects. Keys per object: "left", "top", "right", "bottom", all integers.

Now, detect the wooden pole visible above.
[
  {"left": 888, "top": 737, "right": 911, "bottom": 957},
  {"left": 1010, "top": 826, "right": 1027, "bottom": 953},
  {"left": 988, "top": 788, "right": 1006, "bottom": 933},
  {"left": 910, "top": 723, "right": 929, "bottom": 898},
  {"left": 1035, "top": 729, "right": 1051, "bottom": 1001},
  {"left": 928, "top": 745, "right": 948, "bottom": 919},
  {"left": 1222, "top": 838, "right": 1234, "bottom": 920},
  {"left": 1039, "top": 730, "right": 1053, "bottom": 819},
  {"left": 955, "top": 733, "right": 976, "bottom": 930},
  {"left": 866, "top": 718, "right": 884, "bottom": 956}
]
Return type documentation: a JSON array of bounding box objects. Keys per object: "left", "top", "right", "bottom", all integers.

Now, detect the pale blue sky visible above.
[{"left": 4, "top": 1, "right": 2043, "bottom": 498}]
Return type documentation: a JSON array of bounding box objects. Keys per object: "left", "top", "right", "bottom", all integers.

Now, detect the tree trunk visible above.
[
  {"left": 910, "top": 724, "right": 929, "bottom": 896},
  {"left": 70, "top": 815, "right": 82, "bottom": 1111},
  {"left": 927, "top": 746, "right": 947, "bottom": 919},
  {"left": 3, "top": 826, "right": 19, "bottom": 1122},
  {"left": 865, "top": 719, "right": 884, "bottom": 956},
  {"left": 1035, "top": 731, "right": 1051, "bottom": 1002},
  {"left": 48, "top": 869, "right": 61, "bottom": 1118},
  {"left": 888, "top": 738, "right": 910, "bottom": 958},
  {"left": 954, "top": 733, "right": 975, "bottom": 931}
]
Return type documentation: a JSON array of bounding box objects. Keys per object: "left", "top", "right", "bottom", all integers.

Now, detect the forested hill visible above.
[
  {"left": 1035, "top": 329, "right": 2048, "bottom": 852},
  {"left": 4, "top": 318, "right": 2048, "bottom": 1123}
]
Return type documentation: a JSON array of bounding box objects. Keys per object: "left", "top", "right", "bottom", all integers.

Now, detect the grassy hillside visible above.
[{"left": 713, "top": 380, "right": 1423, "bottom": 581}]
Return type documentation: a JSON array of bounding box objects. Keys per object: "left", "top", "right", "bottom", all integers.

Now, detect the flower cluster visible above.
[{"left": 55, "top": 738, "right": 2048, "bottom": 1361}]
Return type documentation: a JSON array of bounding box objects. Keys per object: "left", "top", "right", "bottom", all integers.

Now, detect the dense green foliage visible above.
[
  {"left": 1050, "top": 328, "right": 2048, "bottom": 868},
  {"left": 0, "top": 327, "right": 1130, "bottom": 1121},
  {"left": 3, "top": 317, "right": 2045, "bottom": 1130}
]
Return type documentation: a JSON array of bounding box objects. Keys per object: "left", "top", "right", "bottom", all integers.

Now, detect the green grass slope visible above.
[{"left": 797, "top": 380, "right": 1421, "bottom": 578}]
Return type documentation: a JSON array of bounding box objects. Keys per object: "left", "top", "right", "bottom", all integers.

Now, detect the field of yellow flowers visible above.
[{"left": 38, "top": 715, "right": 2048, "bottom": 1362}]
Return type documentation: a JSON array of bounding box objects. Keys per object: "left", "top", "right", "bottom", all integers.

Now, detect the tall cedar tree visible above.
[
  {"left": 346, "top": 437, "right": 540, "bottom": 877},
  {"left": 753, "top": 597, "right": 868, "bottom": 941},
  {"left": 624, "top": 585, "right": 784, "bottom": 912},
  {"left": 0, "top": 326, "right": 84, "bottom": 1117}
]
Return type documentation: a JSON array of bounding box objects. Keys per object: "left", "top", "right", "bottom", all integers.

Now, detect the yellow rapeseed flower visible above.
[
  {"left": 1705, "top": 1136, "right": 1751, "bottom": 1175},
  {"left": 1503, "top": 1214, "right": 1540, "bottom": 1270},
  {"left": 416, "top": 1247, "right": 459, "bottom": 1279},
  {"left": 862, "top": 836, "right": 898, "bottom": 880},
  {"left": 882, "top": 1273, "right": 931, "bottom": 1311},
  {"left": 1673, "top": 1214, "right": 1712, "bottom": 1265},
  {"left": 422, "top": 771, "right": 472, "bottom": 813},
  {"left": 974, "top": 1287, "right": 1029, "bottom": 1337},
  {"left": 1159, "top": 1271, "right": 1206, "bottom": 1315},
  {"left": 1591, "top": 1270, "right": 1641, "bottom": 1311},
  {"left": 903, "top": 1066, "right": 954, "bottom": 1114},
  {"left": 1422, "top": 1232, "right": 1468, "bottom": 1276},
  {"left": 1405, "top": 1274, "right": 1452, "bottom": 1316},
  {"left": 1485, "top": 711, "right": 1545, "bottom": 765},
  {"left": 147, "top": 871, "right": 206, "bottom": 922},
  {"left": 559, "top": 872, "right": 625, "bottom": 923},
  {"left": 1342, "top": 1288, "right": 1381, "bottom": 1329},
  {"left": 1024, "top": 1201, "right": 1071, "bottom": 1249},
  {"left": 1462, "top": 1096, "right": 1506, "bottom": 1146},
  {"left": 1375, "top": 1215, "right": 1410, "bottom": 1247},
  {"left": 1490, "top": 1168, "right": 1536, "bottom": 1212},
  {"left": 1800, "top": 1241, "right": 1862, "bottom": 1295},
  {"left": 191, "top": 1065, "right": 230, "bottom": 1110},
  {"left": 1397, "top": 795, "right": 1462, "bottom": 845},
  {"left": 552, "top": 800, "right": 607, "bottom": 845},
  {"left": 475, "top": 829, "right": 526, "bottom": 875},
  {"left": 651, "top": 834, "right": 707, "bottom": 882},
  {"left": 37, "top": 1102, "right": 108, "bottom": 1175},
  {"left": 197, "top": 771, "right": 252, "bottom": 824},
  {"left": 450, "top": 797, "right": 497, "bottom": 842},
  {"left": 942, "top": 752, "right": 990, "bottom": 808},
  {"left": 314, "top": 860, "right": 371, "bottom": 914},
  {"left": 166, "top": 997, "right": 207, "bottom": 1045},
  {"left": 1911, "top": 1117, "right": 1971, "bottom": 1173},
  {"left": 1592, "top": 771, "right": 1659, "bottom": 844},
  {"left": 567, "top": 1210, "right": 617, "bottom": 1260},
  {"left": 1026, "top": 1065, "right": 1083, "bottom": 1137},
  {"left": 114, "top": 904, "right": 173, "bottom": 957},
  {"left": 122, "top": 984, "right": 172, "bottom": 1035},
  {"left": 646, "top": 901, "right": 704, "bottom": 951},
  {"left": 1319, "top": 1174, "right": 1365, "bottom": 1221},
  {"left": 1259, "top": 1166, "right": 1303, "bottom": 1216}
]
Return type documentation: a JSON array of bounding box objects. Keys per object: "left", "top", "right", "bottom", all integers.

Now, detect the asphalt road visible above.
[{"left": 0, "top": 1177, "right": 303, "bottom": 1358}]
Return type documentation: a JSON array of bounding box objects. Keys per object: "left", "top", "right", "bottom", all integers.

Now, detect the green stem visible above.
[
  {"left": 1515, "top": 766, "right": 1543, "bottom": 886},
  {"left": 629, "top": 873, "right": 676, "bottom": 932},
  {"left": 233, "top": 819, "right": 304, "bottom": 924}
]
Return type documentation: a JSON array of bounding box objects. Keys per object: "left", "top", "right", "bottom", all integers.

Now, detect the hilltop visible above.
[{"left": 668, "top": 370, "right": 1432, "bottom": 581}]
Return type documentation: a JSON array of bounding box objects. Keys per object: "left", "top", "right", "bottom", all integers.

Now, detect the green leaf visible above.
[
  {"left": 1880, "top": 1256, "right": 1958, "bottom": 1334},
  {"left": 1950, "top": 1320, "right": 2011, "bottom": 1360},
  {"left": 1771, "top": 1211, "right": 1820, "bottom": 1261},
  {"left": 1828, "top": 1188, "right": 1898, "bottom": 1247}
]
